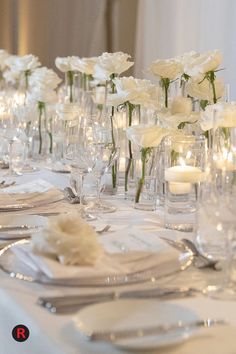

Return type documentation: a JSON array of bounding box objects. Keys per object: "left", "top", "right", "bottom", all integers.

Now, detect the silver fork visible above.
[{"left": 160, "top": 237, "right": 219, "bottom": 270}]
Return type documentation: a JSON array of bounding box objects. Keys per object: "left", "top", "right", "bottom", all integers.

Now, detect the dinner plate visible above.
[
  {"left": 0, "top": 239, "right": 191, "bottom": 287},
  {"left": 73, "top": 299, "right": 199, "bottom": 350},
  {"left": 0, "top": 215, "right": 47, "bottom": 237}
]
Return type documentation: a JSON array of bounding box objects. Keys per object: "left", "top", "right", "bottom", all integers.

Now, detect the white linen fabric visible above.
[{"left": 0, "top": 168, "right": 235, "bottom": 353}]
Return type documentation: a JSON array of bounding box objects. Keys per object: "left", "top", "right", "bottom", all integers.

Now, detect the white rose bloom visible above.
[
  {"left": 12, "top": 54, "right": 41, "bottom": 72},
  {"left": 29, "top": 67, "right": 61, "bottom": 89},
  {"left": 149, "top": 58, "right": 183, "bottom": 79},
  {"left": 71, "top": 57, "right": 98, "bottom": 75},
  {"left": 0, "top": 49, "right": 9, "bottom": 70},
  {"left": 107, "top": 76, "right": 158, "bottom": 107},
  {"left": 3, "top": 69, "right": 20, "bottom": 85},
  {"left": 171, "top": 96, "right": 192, "bottom": 115},
  {"left": 32, "top": 213, "right": 103, "bottom": 266},
  {"left": 184, "top": 50, "right": 222, "bottom": 76},
  {"left": 126, "top": 124, "right": 170, "bottom": 148},
  {"left": 29, "top": 85, "right": 58, "bottom": 104},
  {"left": 94, "top": 52, "right": 134, "bottom": 81},
  {"left": 55, "top": 56, "right": 80, "bottom": 72},
  {"left": 200, "top": 102, "right": 236, "bottom": 131},
  {"left": 186, "top": 75, "right": 224, "bottom": 103},
  {"left": 5, "top": 55, "right": 20, "bottom": 69}
]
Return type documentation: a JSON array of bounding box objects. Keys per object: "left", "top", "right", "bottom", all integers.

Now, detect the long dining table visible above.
[{"left": 0, "top": 167, "right": 236, "bottom": 354}]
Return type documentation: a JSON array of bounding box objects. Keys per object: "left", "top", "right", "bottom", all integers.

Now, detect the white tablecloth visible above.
[{"left": 0, "top": 169, "right": 236, "bottom": 354}]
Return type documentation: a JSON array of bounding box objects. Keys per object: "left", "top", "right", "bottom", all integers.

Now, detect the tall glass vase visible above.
[
  {"left": 124, "top": 103, "right": 140, "bottom": 198},
  {"left": 65, "top": 71, "right": 78, "bottom": 103},
  {"left": 31, "top": 102, "right": 50, "bottom": 159}
]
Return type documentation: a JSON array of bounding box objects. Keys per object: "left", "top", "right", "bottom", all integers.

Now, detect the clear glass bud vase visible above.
[{"left": 31, "top": 102, "right": 50, "bottom": 159}]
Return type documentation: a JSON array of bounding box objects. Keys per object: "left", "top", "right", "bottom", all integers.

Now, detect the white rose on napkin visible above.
[
  {"left": 184, "top": 50, "right": 222, "bottom": 76},
  {"left": 200, "top": 102, "right": 236, "bottom": 131},
  {"left": 186, "top": 75, "right": 224, "bottom": 103},
  {"left": 71, "top": 57, "right": 98, "bottom": 75},
  {"left": 32, "top": 213, "right": 103, "bottom": 266},
  {"left": 55, "top": 56, "right": 80, "bottom": 72},
  {"left": 12, "top": 54, "right": 41, "bottom": 72},
  {"left": 107, "top": 76, "right": 159, "bottom": 107},
  {"left": 126, "top": 124, "right": 170, "bottom": 148},
  {"left": 94, "top": 52, "right": 134, "bottom": 81},
  {"left": 149, "top": 58, "right": 183, "bottom": 80},
  {"left": 29, "top": 67, "right": 61, "bottom": 89}
]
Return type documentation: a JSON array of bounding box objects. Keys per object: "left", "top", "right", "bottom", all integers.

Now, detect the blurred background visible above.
[{"left": 0, "top": 0, "right": 236, "bottom": 95}]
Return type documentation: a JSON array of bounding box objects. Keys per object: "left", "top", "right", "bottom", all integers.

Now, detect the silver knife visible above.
[
  {"left": 89, "top": 318, "right": 227, "bottom": 342},
  {"left": 0, "top": 225, "right": 41, "bottom": 232}
]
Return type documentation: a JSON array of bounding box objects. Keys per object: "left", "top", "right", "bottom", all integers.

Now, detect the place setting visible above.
[{"left": 0, "top": 43, "right": 235, "bottom": 354}]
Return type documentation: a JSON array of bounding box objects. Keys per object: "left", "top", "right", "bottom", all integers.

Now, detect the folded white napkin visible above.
[{"left": 12, "top": 243, "right": 181, "bottom": 279}]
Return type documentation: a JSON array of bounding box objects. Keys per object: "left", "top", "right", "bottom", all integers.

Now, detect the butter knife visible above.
[{"left": 89, "top": 318, "right": 227, "bottom": 342}]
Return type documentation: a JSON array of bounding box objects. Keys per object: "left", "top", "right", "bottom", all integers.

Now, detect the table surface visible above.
[{"left": 0, "top": 169, "right": 236, "bottom": 354}]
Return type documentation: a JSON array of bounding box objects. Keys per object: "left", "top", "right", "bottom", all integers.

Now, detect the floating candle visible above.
[{"left": 165, "top": 165, "right": 205, "bottom": 183}]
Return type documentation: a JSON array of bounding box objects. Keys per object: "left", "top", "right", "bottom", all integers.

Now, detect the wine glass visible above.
[
  {"left": 0, "top": 105, "right": 24, "bottom": 176},
  {"left": 86, "top": 143, "right": 119, "bottom": 213}
]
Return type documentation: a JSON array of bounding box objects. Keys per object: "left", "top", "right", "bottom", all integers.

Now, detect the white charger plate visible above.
[
  {"left": 73, "top": 299, "right": 199, "bottom": 350},
  {"left": 0, "top": 215, "right": 47, "bottom": 236}
]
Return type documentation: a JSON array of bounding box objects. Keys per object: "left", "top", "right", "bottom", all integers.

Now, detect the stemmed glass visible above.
[
  {"left": 86, "top": 143, "right": 119, "bottom": 213},
  {"left": 0, "top": 105, "right": 24, "bottom": 176}
]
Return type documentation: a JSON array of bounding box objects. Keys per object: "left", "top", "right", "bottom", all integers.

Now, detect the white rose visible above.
[
  {"left": 171, "top": 96, "right": 192, "bottom": 115},
  {"left": 184, "top": 50, "right": 222, "bottom": 76},
  {"left": 149, "top": 59, "right": 183, "bottom": 79},
  {"left": 176, "top": 51, "right": 199, "bottom": 73},
  {"left": 159, "top": 107, "right": 199, "bottom": 129},
  {"left": 107, "top": 76, "right": 158, "bottom": 107},
  {"left": 71, "top": 57, "right": 98, "bottom": 75},
  {"left": 3, "top": 69, "right": 20, "bottom": 85},
  {"left": 186, "top": 75, "right": 224, "bottom": 103},
  {"left": 32, "top": 213, "right": 103, "bottom": 266},
  {"left": 55, "top": 56, "right": 80, "bottom": 72},
  {"left": 200, "top": 102, "right": 236, "bottom": 131},
  {"left": 29, "top": 86, "right": 58, "bottom": 104},
  {"left": 126, "top": 124, "right": 170, "bottom": 148},
  {"left": 29, "top": 67, "right": 61, "bottom": 89},
  {"left": 12, "top": 54, "right": 41, "bottom": 72},
  {"left": 94, "top": 52, "right": 134, "bottom": 81},
  {"left": 0, "top": 49, "right": 9, "bottom": 70}
]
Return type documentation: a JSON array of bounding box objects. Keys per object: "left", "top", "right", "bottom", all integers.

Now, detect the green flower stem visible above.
[
  {"left": 135, "top": 148, "right": 151, "bottom": 204},
  {"left": 110, "top": 74, "right": 117, "bottom": 189},
  {"left": 161, "top": 78, "right": 170, "bottom": 108},
  {"left": 24, "top": 70, "right": 30, "bottom": 90},
  {"left": 125, "top": 102, "right": 135, "bottom": 192},
  {"left": 48, "top": 116, "right": 53, "bottom": 154},
  {"left": 67, "top": 70, "right": 74, "bottom": 103},
  {"left": 37, "top": 101, "right": 45, "bottom": 154}
]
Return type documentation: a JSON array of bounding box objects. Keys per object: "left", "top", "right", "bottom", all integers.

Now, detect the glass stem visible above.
[{"left": 8, "top": 140, "right": 14, "bottom": 174}]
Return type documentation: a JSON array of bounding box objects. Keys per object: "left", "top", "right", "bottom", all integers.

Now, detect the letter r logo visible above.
[{"left": 12, "top": 324, "right": 30, "bottom": 342}]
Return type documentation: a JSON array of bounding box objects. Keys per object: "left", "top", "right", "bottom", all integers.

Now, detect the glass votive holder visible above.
[{"left": 164, "top": 135, "right": 206, "bottom": 232}]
